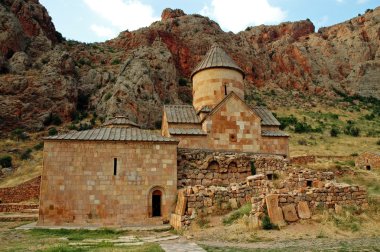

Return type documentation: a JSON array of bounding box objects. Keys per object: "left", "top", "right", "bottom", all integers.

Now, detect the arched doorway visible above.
[
  {"left": 148, "top": 186, "right": 165, "bottom": 218},
  {"left": 152, "top": 190, "right": 162, "bottom": 217}
]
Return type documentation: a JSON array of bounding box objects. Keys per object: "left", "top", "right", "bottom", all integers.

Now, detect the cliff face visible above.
[{"left": 0, "top": 2, "right": 379, "bottom": 131}]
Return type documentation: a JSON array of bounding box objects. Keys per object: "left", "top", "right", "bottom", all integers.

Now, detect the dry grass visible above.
[{"left": 0, "top": 137, "right": 43, "bottom": 188}]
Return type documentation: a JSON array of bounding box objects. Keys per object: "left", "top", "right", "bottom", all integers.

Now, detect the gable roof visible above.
[
  {"left": 164, "top": 105, "right": 201, "bottom": 124},
  {"left": 45, "top": 127, "right": 178, "bottom": 143},
  {"left": 191, "top": 43, "right": 245, "bottom": 80},
  {"left": 202, "top": 92, "right": 258, "bottom": 122},
  {"left": 102, "top": 116, "right": 140, "bottom": 128},
  {"left": 251, "top": 107, "right": 281, "bottom": 126}
]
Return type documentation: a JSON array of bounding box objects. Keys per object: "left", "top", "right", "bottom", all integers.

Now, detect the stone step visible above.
[
  {"left": 0, "top": 212, "right": 38, "bottom": 222},
  {"left": 21, "top": 208, "right": 39, "bottom": 214},
  {"left": 0, "top": 203, "right": 39, "bottom": 213}
]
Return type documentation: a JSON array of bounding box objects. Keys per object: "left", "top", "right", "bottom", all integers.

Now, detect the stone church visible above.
[{"left": 38, "top": 44, "right": 289, "bottom": 227}]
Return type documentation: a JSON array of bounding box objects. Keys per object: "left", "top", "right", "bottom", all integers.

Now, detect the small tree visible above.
[
  {"left": 48, "top": 127, "right": 58, "bottom": 136},
  {"left": 0, "top": 156, "right": 12, "bottom": 168},
  {"left": 20, "top": 149, "right": 32, "bottom": 160},
  {"left": 330, "top": 127, "right": 340, "bottom": 137},
  {"left": 11, "top": 128, "right": 29, "bottom": 141},
  {"left": 261, "top": 214, "right": 274, "bottom": 230}
]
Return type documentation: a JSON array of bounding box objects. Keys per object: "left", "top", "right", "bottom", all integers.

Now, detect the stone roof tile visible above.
[
  {"left": 191, "top": 43, "right": 245, "bottom": 79},
  {"left": 252, "top": 106, "right": 281, "bottom": 126},
  {"left": 164, "top": 105, "right": 201, "bottom": 123},
  {"left": 45, "top": 127, "right": 178, "bottom": 143},
  {"left": 102, "top": 116, "right": 140, "bottom": 128}
]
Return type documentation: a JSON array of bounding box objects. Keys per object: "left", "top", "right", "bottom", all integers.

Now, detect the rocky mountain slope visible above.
[{"left": 0, "top": 0, "right": 379, "bottom": 132}]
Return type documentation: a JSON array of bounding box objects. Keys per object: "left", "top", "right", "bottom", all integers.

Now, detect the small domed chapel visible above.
[{"left": 38, "top": 44, "right": 289, "bottom": 227}]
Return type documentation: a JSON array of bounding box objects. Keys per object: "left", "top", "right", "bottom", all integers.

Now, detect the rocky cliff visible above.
[{"left": 0, "top": 1, "right": 379, "bottom": 132}]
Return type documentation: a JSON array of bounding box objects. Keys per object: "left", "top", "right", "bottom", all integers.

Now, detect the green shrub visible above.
[
  {"left": 376, "top": 140, "right": 380, "bottom": 145},
  {"left": 20, "top": 148, "right": 32, "bottom": 160},
  {"left": 44, "top": 113, "right": 62, "bottom": 126},
  {"left": 11, "top": 128, "right": 29, "bottom": 141},
  {"left": 0, "top": 155, "right": 12, "bottom": 168},
  {"left": 78, "top": 123, "right": 93, "bottom": 131},
  {"left": 111, "top": 59, "right": 121, "bottom": 65},
  {"left": 222, "top": 204, "right": 252, "bottom": 225},
  {"left": 104, "top": 93, "right": 112, "bottom": 101},
  {"left": 68, "top": 124, "right": 78, "bottom": 130},
  {"left": 33, "top": 142, "right": 44, "bottom": 151},
  {"left": 294, "top": 122, "right": 313, "bottom": 133},
  {"left": 250, "top": 161, "right": 256, "bottom": 175},
  {"left": 330, "top": 126, "right": 340, "bottom": 137},
  {"left": 261, "top": 214, "right": 275, "bottom": 230},
  {"left": 178, "top": 78, "right": 187, "bottom": 86},
  {"left": 344, "top": 123, "right": 360, "bottom": 137},
  {"left": 48, "top": 127, "right": 58, "bottom": 136},
  {"left": 277, "top": 115, "right": 298, "bottom": 130}
]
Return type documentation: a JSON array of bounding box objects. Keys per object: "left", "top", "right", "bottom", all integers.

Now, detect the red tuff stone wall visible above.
[
  {"left": 202, "top": 94, "right": 262, "bottom": 152},
  {"left": 0, "top": 176, "right": 41, "bottom": 203},
  {"left": 38, "top": 140, "right": 178, "bottom": 227},
  {"left": 261, "top": 136, "right": 289, "bottom": 157},
  {"left": 290, "top": 155, "right": 316, "bottom": 165}
]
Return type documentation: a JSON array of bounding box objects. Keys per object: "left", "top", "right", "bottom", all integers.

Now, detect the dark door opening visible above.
[
  {"left": 366, "top": 165, "right": 371, "bottom": 171},
  {"left": 267, "top": 174, "right": 273, "bottom": 180},
  {"left": 306, "top": 180, "right": 312, "bottom": 187},
  {"left": 152, "top": 190, "right": 162, "bottom": 217}
]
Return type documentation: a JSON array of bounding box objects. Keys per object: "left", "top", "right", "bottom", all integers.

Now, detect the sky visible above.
[{"left": 39, "top": 0, "right": 379, "bottom": 43}]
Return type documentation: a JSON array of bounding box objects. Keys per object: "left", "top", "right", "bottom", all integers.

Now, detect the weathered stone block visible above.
[
  {"left": 297, "top": 201, "right": 311, "bottom": 219},
  {"left": 265, "top": 194, "right": 285, "bottom": 226},
  {"left": 282, "top": 204, "right": 299, "bottom": 222}
]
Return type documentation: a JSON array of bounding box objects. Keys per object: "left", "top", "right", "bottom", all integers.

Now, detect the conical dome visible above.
[
  {"left": 191, "top": 43, "right": 245, "bottom": 80},
  {"left": 102, "top": 116, "right": 140, "bottom": 128}
]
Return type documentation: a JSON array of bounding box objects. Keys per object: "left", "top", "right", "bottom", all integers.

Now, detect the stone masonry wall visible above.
[
  {"left": 39, "top": 140, "right": 178, "bottom": 227},
  {"left": 261, "top": 136, "right": 289, "bottom": 157},
  {"left": 0, "top": 176, "right": 41, "bottom": 203},
  {"left": 202, "top": 94, "right": 262, "bottom": 152},
  {"left": 177, "top": 148, "right": 287, "bottom": 187}
]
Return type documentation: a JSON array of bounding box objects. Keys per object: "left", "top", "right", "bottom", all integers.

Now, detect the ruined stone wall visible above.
[
  {"left": 355, "top": 152, "right": 380, "bottom": 169},
  {"left": 279, "top": 168, "right": 335, "bottom": 191},
  {"left": 171, "top": 174, "right": 269, "bottom": 229},
  {"left": 275, "top": 183, "right": 368, "bottom": 210},
  {"left": 261, "top": 136, "right": 289, "bottom": 157},
  {"left": 0, "top": 176, "right": 41, "bottom": 203},
  {"left": 177, "top": 149, "right": 287, "bottom": 187},
  {"left": 39, "top": 140, "right": 178, "bottom": 227},
  {"left": 290, "top": 155, "right": 316, "bottom": 165}
]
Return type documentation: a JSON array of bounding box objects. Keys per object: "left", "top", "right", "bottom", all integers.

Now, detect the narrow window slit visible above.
[{"left": 114, "top": 158, "right": 117, "bottom": 175}]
